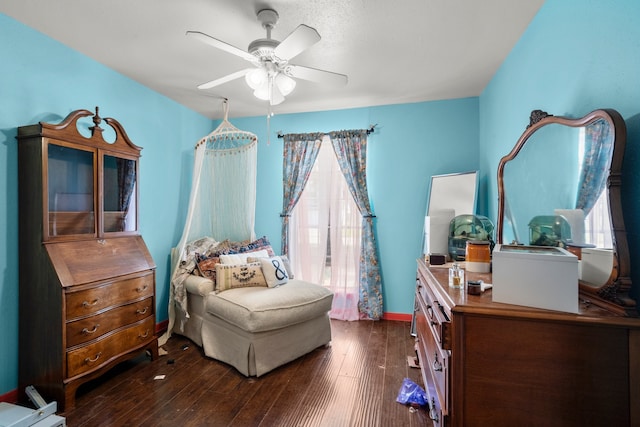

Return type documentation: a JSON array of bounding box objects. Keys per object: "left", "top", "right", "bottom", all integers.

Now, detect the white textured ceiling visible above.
[{"left": 1, "top": 0, "right": 544, "bottom": 119}]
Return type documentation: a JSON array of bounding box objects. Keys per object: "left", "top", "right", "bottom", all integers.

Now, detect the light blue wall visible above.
[
  {"left": 0, "top": 14, "right": 213, "bottom": 396},
  {"left": 479, "top": 0, "right": 640, "bottom": 304}
]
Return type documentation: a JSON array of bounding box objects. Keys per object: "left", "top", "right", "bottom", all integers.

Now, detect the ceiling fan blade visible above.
[
  {"left": 186, "top": 31, "right": 256, "bottom": 62},
  {"left": 197, "top": 68, "right": 253, "bottom": 90},
  {"left": 286, "top": 65, "right": 348, "bottom": 86},
  {"left": 274, "top": 24, "right": 320, "bottom": 61}
]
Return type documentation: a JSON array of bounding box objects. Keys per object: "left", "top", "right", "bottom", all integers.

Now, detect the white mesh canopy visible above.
[{"left": 161, "top": 101, "right": 257, "bottom": 343}]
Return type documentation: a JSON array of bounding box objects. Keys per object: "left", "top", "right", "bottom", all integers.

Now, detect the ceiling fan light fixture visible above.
[
  {"left": 253, "top": 84, "right": 270, "bottom": 101},
  {"left": 245, "top": 68, "right": 268, "bottom": 90},
  {"left": 275, "top": 73, "right": 296, "bottom": 96}
]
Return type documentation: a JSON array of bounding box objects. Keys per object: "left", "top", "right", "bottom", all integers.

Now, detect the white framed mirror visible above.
[
  {"left": 421, "top": 171, "right": 479, "bottom": 256},
  {"left": 427, "top": 170, "right": 479, "bottom": 217}
]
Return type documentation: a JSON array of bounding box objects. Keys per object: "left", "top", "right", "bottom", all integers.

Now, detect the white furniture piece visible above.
[
  {"left": 174, "top": 274, "right": 333, "bottom": 376},
  {"left": 0, "top": 402, "right": 65, "bottom": 427}
]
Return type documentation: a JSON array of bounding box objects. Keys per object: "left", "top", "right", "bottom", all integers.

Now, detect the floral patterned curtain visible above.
[
  {"left": 329, "top": 130, "right": 383, "bottom": 320},
  {"left": 575, "top": 120, "right": 613, "bottom": 214},
  {"left": 281, "top": 133, "right": 324, "bottom": 255}
]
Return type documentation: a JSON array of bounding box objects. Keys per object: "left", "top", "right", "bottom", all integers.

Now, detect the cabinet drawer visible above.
[
  {"left": 67, "top": 316, "right": 155, "bottom": 378},
  {"left": 416, "top": 330, "right": 446, "bottom": 427},
  {"left": 418, "top": 281, "right": 451, "bottom": 349},
  {"left": 66, "top": 274, "right": 154, "bottom": 320},
  {"left": 66, "top": 298, "right": 154, "bottom": 347},
  {"left": 422, "top": 313, "right": 449, "bottom": 413}
]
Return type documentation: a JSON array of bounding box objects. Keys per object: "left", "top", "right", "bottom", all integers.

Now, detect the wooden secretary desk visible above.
[{"left": 17, "top": 108, "right": 158, "bottom": 411}]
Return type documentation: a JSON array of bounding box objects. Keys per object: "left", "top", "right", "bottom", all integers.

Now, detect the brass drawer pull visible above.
[
  {"left": 81, "top": 324, "right": 100, "bottom": 335},
  {"left": 433, "top": 351, "right": 443, "bottom": 372},
  {"left": 84, "top": 352, "right": 102, "bottom": 364},
  {"left": 82, "top": 299, "right": 99, "bottom": 308},
  {"left": 139, "top": 329, "right": 150, "bottom": 339},
  {"left": 136, "top": 284, "right": 149, "bottom": 293},
  {"left": 136, "top": 307, "right": 148, "bottom": 315}
]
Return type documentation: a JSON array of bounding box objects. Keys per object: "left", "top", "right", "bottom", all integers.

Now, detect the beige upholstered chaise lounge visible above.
[{"left": 173, "top": 257, "right": 333, "bottom": 376}]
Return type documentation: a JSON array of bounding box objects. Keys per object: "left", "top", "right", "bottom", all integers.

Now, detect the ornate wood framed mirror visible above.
[{"left": 496, "top": 109, "right": 636, "bottom": 315}]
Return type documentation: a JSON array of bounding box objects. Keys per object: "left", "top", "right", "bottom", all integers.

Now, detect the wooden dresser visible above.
[
  {"left": 415, "top": 258, "right": 640, "bottom": 426},
  {"left": 17, "top": 109, "right": 158, "bottom": 411}
]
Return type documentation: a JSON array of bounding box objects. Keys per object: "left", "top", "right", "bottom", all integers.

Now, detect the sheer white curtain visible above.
[
  {"left": 290, "top": 137, "right": 361, "bottom": 320},
  {"left": 288, "top": 143, "right": 330, "bottom": 284}
]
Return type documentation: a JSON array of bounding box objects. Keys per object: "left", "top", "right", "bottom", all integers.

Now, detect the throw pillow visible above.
[
  {"left": 215, "top": 262, "right": 267, "bottom": 292},
  {"left": 230, "top": 236, "right": 276, "bottom": 256},
  {"left": 258, "top": 256, "right": 289, "bottom": 287},
  {"left": 219, "top": 249, "right": 269, "bottom": 265},
  {"left": 196, "top": 255, "right": 221, "bottom": 281},
  {"left": 247, "top": 254, "right": 294, "bottom": 280},
  {"left": 279, "top": 255, "right": 294, "bottom": 280}
]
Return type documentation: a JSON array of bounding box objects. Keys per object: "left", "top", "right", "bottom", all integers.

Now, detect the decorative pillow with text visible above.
[
  {"left": 246, "top": 254, "right": 294, "bottom": 280},
  {"left": 258, "top": 256, "right": 290, "bottom": 287},
  {"left": 215, "top": 262, "right": 267, "bottom": 292}
]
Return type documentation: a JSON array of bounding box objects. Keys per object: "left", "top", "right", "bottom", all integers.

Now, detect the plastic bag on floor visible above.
[{"left": 396, "top": 378, "right": 427, "bottom": 407}]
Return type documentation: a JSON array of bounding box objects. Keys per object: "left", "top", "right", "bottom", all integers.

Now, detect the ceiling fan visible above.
[{"left": 187, "top": 8, "right": 348, "bottom": 106}]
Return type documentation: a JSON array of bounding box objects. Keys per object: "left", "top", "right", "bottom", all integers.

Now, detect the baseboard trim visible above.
[
  {"left": 383, "top": 312, "right": 412, "bottom": 322},
  {"left": 0, "top": 389, "right": 18, "bottom": 404},
  {"left": 156, "top": 319, "right": 168, "bottom": 335}
]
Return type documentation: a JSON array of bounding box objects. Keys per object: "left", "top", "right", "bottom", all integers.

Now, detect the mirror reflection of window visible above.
[
  {"left": 584, "top": 190, "right": 612, "bottom": 248},
  {"left": 577, "top": 127, "right": 613, "bottom": 249}
]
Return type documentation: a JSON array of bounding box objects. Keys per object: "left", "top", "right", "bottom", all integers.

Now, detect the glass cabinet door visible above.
[
  {"left": 47, "top": 143, "right": 95, "bottom": 237},
  {"left": 103, "top": 154, "right": 137, "bottom": 233}
]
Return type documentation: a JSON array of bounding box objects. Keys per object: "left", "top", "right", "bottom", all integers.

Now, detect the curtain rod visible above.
[{"left": 276, "top": 124, "right": 377, "bottom": 139}]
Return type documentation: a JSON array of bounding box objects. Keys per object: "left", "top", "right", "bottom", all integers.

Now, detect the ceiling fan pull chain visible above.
[
  {"left": 266, "top": 105, "right": 272, "bottom": 146},
  {"left": 222, "top": 98, "right": 230, "bottom": 121}
]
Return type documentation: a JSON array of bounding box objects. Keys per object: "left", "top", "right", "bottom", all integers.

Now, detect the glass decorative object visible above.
[
  {"left": 448, "top": 214, "right": 495, "bottom": 261},
  {"left": 528, "top": 215, "right": 572, "bottom": 247}
]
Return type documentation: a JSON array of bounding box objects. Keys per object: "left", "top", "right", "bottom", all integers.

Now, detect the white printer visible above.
[{"left": 0, "top": 387, "right": 65, "bottom": 427}]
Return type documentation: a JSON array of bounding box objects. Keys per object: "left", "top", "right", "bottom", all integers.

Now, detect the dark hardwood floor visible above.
[{"left": 61, "top": 319, "right": 429, "bottom": 426}]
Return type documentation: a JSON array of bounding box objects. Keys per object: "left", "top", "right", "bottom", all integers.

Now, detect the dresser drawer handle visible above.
[
  {"left": 427, "top": 305, "right": 434, "bottom": 320},
  {"left": 82, "top": 299, "right": 99, "bottom": 308},
  {"left": 136, "top": 284, "right": 149, "bottom": 293},
  {"left": 81, "top": 324, "right": 100, "bottom": 335},
  {"left": 429, "top": 397, "right": 439, "bottom": 423},
  {"left": 84, "top": 352, "right": 102, "bottom": 364},
  {"left": 433, "top": 352, "right": 443, "bottom": 372},
  {"left": 136, "top": 307, "right": 149, "bottom": 315},
  {"left": 427, "top": 306, "right": 437, "bottom": 326},
  {"left": 139, "top": 329, "right": 150, "bottom": 339}
]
